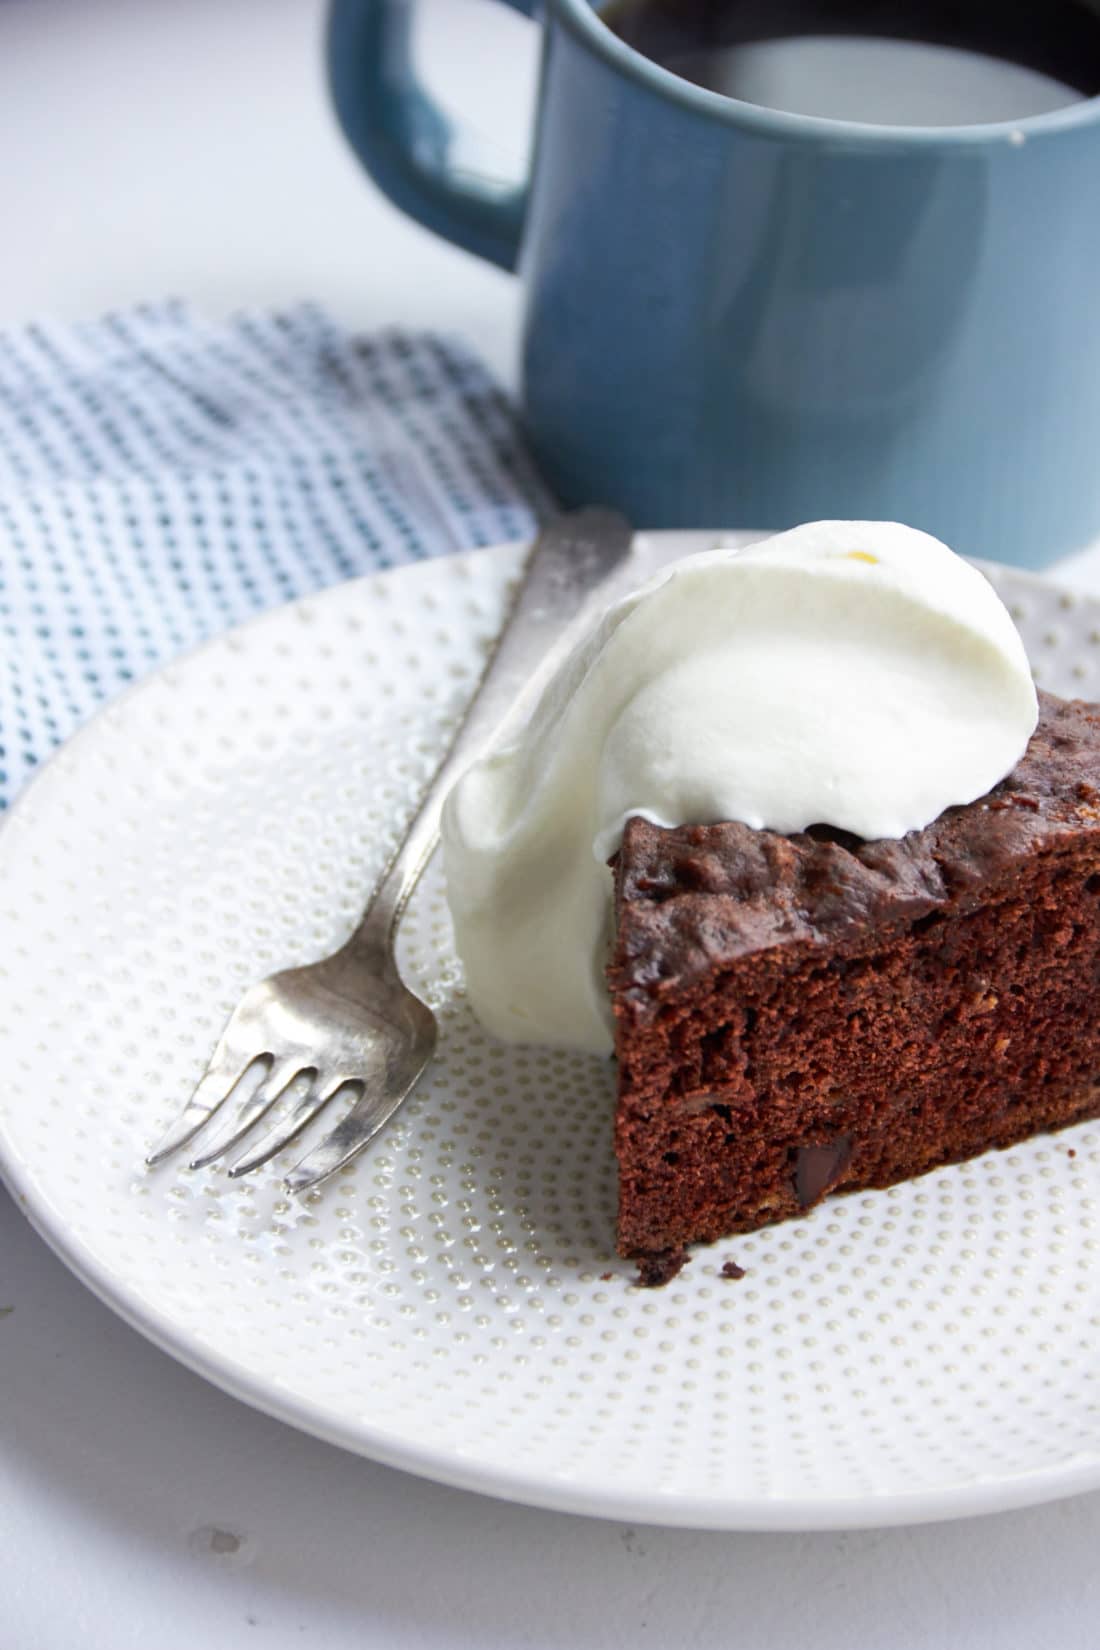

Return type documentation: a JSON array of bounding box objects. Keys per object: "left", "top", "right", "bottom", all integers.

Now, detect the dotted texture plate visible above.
[{"left": 2, "top": 532, "right": 1100, "bottom": 1531}]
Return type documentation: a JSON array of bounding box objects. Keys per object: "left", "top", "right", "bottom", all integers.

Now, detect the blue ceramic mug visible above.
[{"left": 327, "top": 0, "right": 1100, "bottom": 566}]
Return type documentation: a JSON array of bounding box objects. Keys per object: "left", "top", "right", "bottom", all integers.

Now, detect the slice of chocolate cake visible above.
[{"left": 610, "top": 691, "right": 1100, "bottom": 1272}]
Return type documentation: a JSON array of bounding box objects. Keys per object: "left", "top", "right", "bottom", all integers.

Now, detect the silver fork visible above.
[{"left": 145, "top": 509, "right": 636, "bottom": 1195}]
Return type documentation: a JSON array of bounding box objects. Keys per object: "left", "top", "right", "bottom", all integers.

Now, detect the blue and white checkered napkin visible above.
[{"left": 0, "top": 302, "right": 551, "bottom": 810}]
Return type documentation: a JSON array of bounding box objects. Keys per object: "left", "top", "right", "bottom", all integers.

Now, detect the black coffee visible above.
[{"left": 600, "top": 0, "right": 1100, "bottom": 124}]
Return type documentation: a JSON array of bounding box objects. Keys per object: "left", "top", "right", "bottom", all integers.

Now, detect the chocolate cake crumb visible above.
[
  {"left": 1068, "top": 1148, "right": 1077, "bottom": 1158},
  {"left": 633, "top": 1248, "right": 689, "bottom": 1288},
  {"left": 610, "top": 692, "right": 1100, "bottom": 1264},
  {"left": 720, "top": 1260, "right": 746, "bottom": 1280},
  {"left": 600, "top": 1271, "right": 614, "bottom": 1281}
]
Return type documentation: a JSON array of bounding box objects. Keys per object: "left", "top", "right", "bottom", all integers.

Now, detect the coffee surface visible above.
[{"left": 600, "top": 0, "right": 1100, "bottom": 123}]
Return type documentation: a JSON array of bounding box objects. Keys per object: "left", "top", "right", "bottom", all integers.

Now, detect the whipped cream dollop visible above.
[{"left": 441, "top": 521, "right": 1038, "bottom": 1054}]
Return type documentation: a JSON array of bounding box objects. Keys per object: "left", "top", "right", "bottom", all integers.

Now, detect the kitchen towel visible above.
[{"left": 0, "top": 301, "right": 550, "bottom": 810}]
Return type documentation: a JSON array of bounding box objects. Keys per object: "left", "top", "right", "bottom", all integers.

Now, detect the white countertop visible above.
[{"left": 4, "top": 2, "right": 1100, "bottom": 1645}]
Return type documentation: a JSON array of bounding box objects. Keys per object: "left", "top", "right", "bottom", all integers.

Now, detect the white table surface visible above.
[{"left": 4, "top": 2, "right": 1100, "bottom": 1646}]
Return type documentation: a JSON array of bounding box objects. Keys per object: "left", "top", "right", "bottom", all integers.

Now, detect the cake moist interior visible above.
[{"left": 609, "top": 693, "right": 1100, "bottom": 1267}]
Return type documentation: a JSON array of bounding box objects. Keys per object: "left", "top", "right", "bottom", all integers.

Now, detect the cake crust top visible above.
[{"left": 611, "top": 692, "right": 1100, "bottom": 1004}]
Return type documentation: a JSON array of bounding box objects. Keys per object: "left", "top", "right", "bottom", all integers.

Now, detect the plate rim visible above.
[{"left": 3, "top": 531, "right": 1100, "bottom": 1532}]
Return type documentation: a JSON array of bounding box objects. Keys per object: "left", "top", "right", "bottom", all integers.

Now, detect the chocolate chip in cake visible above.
[
  {"left": 633, "top": 1248, "right": 689, "bottom": 1288},
  {"left": 792, "top": 1136, "right": 853, "bottom": 1207}
]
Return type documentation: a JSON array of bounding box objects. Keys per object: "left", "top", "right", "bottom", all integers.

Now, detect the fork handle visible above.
[{"left": 342, "top": 508, "right": 637, "bottom": 966}]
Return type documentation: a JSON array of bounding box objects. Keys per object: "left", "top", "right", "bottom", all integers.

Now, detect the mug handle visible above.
[{"left": 326, "top": 0, "right": 538, "bottom": 273}]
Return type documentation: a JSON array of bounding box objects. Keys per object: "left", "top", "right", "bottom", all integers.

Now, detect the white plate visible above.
[{"left": 3, "top": 531, "right": 1100, "bottom": 1532}]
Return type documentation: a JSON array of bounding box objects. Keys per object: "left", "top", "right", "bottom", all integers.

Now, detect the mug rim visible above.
[{"left": 551, "top": 0, "right": 1100, "bottom": 147}]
